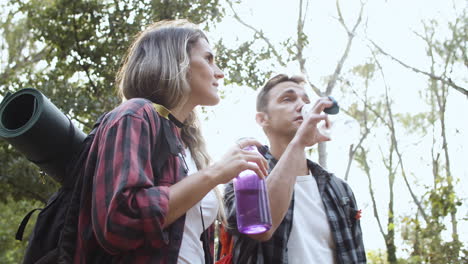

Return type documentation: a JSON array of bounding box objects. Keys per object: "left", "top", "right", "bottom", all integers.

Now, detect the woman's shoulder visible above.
[
  {"left": 113, "top": 98, "right": 156, "bottom": 117},
  {"left": 115, "top": 98, "right": 154, "bottom": 114},
  {"left": 104, "top": 98, "right": 160, "bottom": 126}
]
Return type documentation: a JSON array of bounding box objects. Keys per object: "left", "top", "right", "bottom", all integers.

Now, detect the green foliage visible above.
[
  {"left": 351, "top": 61, "right": 376, "bottom": 80},
  {"left": 367, "top": 249, "right": 389, "bottom": 264},
  {"left": 399, "top": 181, "right": 465, "bottom": 263},
  {"left": 0, "top": 197, "right": 42, "bottom": 264},
  {"left": 428, "top": 180, "right": 459, "bottom": 218},
  {"left": 394, "top": 112, "right": 431, "bottom": 135},
  {"left": 0, "top": 140, "right": 59, "bottom": 204},
  {"left": 214, "top": 39, "right": 274, "bottom": 89}
]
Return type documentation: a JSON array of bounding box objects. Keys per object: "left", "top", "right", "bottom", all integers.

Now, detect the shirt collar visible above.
[{"left": 153, "top": 103, "right": 184, "bottom": 128}]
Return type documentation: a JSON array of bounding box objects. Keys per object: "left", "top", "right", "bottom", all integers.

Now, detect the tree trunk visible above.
[{"left": 318, "top": 141, "right": 328, "bottom": 168}]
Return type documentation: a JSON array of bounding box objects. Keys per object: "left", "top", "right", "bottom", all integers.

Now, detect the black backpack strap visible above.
[
  {"left": 200, "top": 206, "right": 213, "bottom": 264},
  {"left": 329, "top": 175, "right": 360, "bottom": 228},
  {"left": 329, "top": 175, "right": 350, "bottom": 207},
  {"left": 16, "top": 208, "right": 42, "bottom": 241}
]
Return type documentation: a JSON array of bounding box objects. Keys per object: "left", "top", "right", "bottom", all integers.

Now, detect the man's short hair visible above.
[{"left": 256, "top": 74, "right": 306, "bottom": 112}]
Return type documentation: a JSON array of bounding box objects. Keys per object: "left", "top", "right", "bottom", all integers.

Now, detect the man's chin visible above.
[{"left": 289, "top": 123, "right": 300, "bottom": 134}]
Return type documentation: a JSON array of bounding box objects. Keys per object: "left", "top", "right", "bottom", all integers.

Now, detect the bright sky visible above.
[{"left": 200, "top": 0, "right": 468, "bottom": 256}]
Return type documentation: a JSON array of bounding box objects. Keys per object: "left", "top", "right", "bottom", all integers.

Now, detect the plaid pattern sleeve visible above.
[
  {"left": 92, "top": 112, "right": 170, "bottom": 252},
  {"left": 224, "top": 146, "right": 293, "bottom": 264},
  {"left": 75, "top": 99, "right": 187, "bottom": 264}
]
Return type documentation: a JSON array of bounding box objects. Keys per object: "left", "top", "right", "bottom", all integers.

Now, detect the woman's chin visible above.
[{"left": 202, "top": 95, "right": 220, "bottom": 106}]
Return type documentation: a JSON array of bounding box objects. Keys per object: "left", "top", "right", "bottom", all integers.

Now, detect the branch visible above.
[
  {"left": 325, "top": 0, "right": 365, "bottom": 95},
  {"left": 369, "top": 39, "right": 468, "bottom": 97},
  {"left": 296, "top": 0, "right": 307, "bottom": 72},
  {"left": 343, "top": 119, "right": 376, "bottom": 181},
  {"left": 358, "top": 146, "right": 387, "bottom": 239},
  {"left": 350, "top": 88, "right": 390, "bottom": 127},
  {"left": 294, "top": 0, "right": 322, "bottom": 96},
  {"left": 372, "top": 50, "right": 430, "bottom": 223},
  {"left": 226, "top": 0, "right": 287, "bottom": 67},
  {"left": 343, "top": 79, "right": 377, "bottom": 181},
  {"left": 305, "top": 74, "right": 323, "bottom": 96},
  {"left": 422, "top": 18, "right": 460, "bottom": 242}
]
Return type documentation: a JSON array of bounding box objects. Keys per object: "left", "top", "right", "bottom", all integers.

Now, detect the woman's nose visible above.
[{"left": 214, "top": 64, "right": 224, "bottom": 79}]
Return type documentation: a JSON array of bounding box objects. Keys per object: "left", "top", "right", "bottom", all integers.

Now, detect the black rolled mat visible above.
[{"left": 0, "top": 88, "right": 86, "bottom": 184}]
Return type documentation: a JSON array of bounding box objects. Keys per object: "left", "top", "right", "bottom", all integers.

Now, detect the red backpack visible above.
[{"left": 216, "top": 225, "right": 234, "bottom": 264}]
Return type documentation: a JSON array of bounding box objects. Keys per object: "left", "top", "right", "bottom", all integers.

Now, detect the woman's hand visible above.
[{"left": 206, "top": 138, "right": 269, "bottom": 185}]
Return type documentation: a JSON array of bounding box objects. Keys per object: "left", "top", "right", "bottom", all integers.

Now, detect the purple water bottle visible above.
[{"left": 233, "top": 145, "right": 272, "bottom": 234}]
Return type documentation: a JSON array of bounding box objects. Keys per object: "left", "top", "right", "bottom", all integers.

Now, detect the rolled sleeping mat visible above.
[{"left": 0, "top": 88, "right": 86, "bottom": 184}]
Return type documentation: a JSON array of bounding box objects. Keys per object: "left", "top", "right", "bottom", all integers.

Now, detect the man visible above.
[{"left": 223, "top": 74, "right": 366, "bottom": 264}]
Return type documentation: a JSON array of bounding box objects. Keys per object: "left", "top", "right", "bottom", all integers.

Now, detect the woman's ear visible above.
[{"left": 256, "top": 112, "right": 269, "bottom": 127}]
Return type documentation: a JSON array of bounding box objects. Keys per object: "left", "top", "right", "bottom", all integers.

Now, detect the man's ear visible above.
[{"left": 256, "top": 112, "right": 269, "bottom": 127}]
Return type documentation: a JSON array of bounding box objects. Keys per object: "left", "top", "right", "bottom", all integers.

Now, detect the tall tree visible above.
[{"left": 398, "top": 12, "right": 466, "bottom": 262}]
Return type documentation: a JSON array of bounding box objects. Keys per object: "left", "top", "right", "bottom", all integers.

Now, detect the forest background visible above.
[{"left": 0, "top": 0, "right": 467, "bottom": 263}]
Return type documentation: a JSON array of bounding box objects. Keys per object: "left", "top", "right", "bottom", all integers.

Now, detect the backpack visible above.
[
  {"left": 16, "top": 110, "right": 172, "bottom": 263},
  {"left": 215, "top": 224, "right": 234, "bottom": 264},
  {"left": 15, "top": 113, "right": 108, "bottom": 263}
]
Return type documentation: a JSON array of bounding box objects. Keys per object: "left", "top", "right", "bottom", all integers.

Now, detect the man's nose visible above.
[{"left": 297, "top": 100, "right": 308, "bottom": 112}]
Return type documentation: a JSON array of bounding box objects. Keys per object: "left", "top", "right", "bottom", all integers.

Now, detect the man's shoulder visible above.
[
  {"left": 306, "top": 160, "right": 356, "bottom": 193},
  {"left": 330, "top": 175, "right": 354, "bottom": 194}
]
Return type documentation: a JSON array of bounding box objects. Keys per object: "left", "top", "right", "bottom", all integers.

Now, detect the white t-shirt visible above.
[
  {"left": 177, "top": 149, "right": 219, "bottom": 264},
  {"left": 287, "top": 174, "right": 337, "bottom": 264}
]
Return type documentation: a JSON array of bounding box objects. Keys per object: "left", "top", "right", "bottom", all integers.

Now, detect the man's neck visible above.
[
  {"left": 268, "top": 134, "right": 299, "bottom": 160},
  {"left": 268, "top": 134, "right": 309, "bottom": 175}
]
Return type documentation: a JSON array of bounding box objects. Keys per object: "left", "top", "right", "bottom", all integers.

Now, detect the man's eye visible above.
[{"left": 282, "top": 97, "right": 291, "bottom": 102}]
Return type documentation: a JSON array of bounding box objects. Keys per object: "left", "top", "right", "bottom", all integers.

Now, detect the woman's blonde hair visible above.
[{"left": 116, "top": 19, "right": 225, "bottom": 222}]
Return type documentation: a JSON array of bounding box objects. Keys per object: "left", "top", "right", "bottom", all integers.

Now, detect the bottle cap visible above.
[{"left": 324, "top": 96, "right": 339, "bottom": 115}]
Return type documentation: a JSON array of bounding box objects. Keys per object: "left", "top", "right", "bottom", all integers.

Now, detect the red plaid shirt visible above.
[{"left": 74, "top": 98, "right": 211, "bottom": 263}]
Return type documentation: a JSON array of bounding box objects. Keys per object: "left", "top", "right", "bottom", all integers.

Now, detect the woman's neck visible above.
[{"left": 170, "top": 104, "right": 194, "bottom": 124}]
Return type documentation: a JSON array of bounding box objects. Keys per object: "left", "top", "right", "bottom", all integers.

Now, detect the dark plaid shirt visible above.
[
  {"left": 224, "top": 146, "right": 366, "bottom": 264},
  {"left": 75, "top": 98, "right": 214, "bottom": 264}
]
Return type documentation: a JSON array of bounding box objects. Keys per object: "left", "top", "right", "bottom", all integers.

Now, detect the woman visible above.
[{"left": 74, "top": 20, "right": 268, "bottom": 263}]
